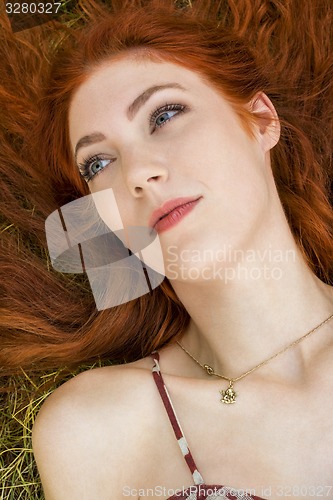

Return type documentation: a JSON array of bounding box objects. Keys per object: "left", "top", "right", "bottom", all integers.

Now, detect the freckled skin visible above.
[
  {"left": 69, "top": 58, "right": 278, "bottom": 267},
  {"left": 32, "top": 58, "right": 333, "bottom": 500}
]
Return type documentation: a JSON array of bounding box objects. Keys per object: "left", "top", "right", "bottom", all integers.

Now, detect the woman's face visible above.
[{"left": 69, "top": 57, "right": 278, "bottom": 276}]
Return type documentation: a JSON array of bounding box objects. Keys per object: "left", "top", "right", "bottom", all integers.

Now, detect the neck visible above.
[{"left": 168, "top": 234, "right": 333, "bottom": 381}]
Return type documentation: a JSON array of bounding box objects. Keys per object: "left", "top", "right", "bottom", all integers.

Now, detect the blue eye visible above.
[
  {"left": 155, "top": 109, "right": 180, "bottom": 127},
  {"left": 91, "top": 158, "right": 109, "bottom": 175},
  {"left": 78, "top": 155, "right": 113, "bottom": 183},
  {"left": 150, "top": 103, "right": 186, "bottom": 132}
]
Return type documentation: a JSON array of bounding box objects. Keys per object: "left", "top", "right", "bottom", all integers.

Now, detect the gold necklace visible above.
[{"left": 177, "top": 312, "right": 333, "bottom": 405}]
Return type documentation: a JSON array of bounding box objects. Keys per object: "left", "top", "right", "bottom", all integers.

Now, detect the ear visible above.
[{"left": 248, "top": 92, "right": 281, "bottom": 152}]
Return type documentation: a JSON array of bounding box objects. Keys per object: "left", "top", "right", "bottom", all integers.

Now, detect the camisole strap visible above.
[{"left": 150, "top": 350, "right": 205, "bottom": 486}]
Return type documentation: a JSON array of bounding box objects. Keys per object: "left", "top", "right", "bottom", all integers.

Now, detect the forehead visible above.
[
  {"left": 70, "top": 57, "right": 207, "bottom": 109},
  {"left": 68, "top": 58, "right": 219, "bottom": 141}
]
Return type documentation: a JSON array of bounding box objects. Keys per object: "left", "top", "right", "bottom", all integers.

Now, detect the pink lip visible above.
[{"left": 149, "top": 196, "right": 202, "bottom": 234}]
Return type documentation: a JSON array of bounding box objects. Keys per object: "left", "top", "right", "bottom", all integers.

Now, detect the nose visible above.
[{"left": 121, "top": 145, "right": 169, "bottom": 197}]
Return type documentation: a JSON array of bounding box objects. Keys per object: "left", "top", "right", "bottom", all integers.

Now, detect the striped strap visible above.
[{"left": 151, "top": 350, "right": 204, "bottom": 486}]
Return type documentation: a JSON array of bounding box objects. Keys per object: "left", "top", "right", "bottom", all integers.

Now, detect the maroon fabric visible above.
[
  {"left": 151, "top": 351, "right": 183, "bottom": 440},
  {"left": 150, "top": 351, "right": 267, "bottom": 500}
]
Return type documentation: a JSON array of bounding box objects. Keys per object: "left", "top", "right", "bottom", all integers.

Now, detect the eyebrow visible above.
[
  {"left": 74, "top": 82, "right": 186, "bottom": 161},
  {"left": 74, "top": 132, "right": 106, "bottom": 162},
  {"left": 127, "top": 83, "right": 186, "bottom": 120}
]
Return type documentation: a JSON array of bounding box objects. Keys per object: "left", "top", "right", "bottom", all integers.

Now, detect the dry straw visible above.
[{"left": 1, "top": 0, "right": 332, "bottom": 498}]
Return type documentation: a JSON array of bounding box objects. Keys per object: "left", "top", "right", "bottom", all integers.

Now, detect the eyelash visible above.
[
  {"left": 78, "top": 154, "right": 114, "bottom": 183},
  {"left": 149, "top": 102, "right": 187, "bottom": 131},
  {"left": 78, "top": 102, "right": 187, "bottom": 182}
]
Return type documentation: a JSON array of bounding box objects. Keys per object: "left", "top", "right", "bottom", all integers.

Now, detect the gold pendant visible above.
[{"left": 220, "top": 381, "right": 236, "bottom": 404}]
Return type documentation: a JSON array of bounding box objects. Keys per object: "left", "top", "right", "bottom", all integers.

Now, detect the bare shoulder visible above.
[
  {"left": 33, "top": 358, "right": 154, "bottom": 427},
  {"left": 32, "top": 357, "right": 156, "bottom": 500}
]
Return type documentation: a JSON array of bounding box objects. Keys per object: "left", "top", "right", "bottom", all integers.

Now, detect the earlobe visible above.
[{"left": 249, "top": 92, "right": 281, "bottom": 152}]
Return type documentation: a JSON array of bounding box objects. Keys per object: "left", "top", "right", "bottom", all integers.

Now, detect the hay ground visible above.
[{"left": 0, "top": 361, "right": 113, "bottom": 499}]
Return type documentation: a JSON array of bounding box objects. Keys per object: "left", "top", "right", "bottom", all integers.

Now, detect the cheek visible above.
[
  {"left": 89, "top": 187, "right": 125, "bottom": 232},
  {"left": 90, "top": 183, "right": 133, "bottom": 233},
  {"left": 189, "top": 122, "right": 270, "bottom": 226},
  {"left": 172, "top": 117, "right": 263, "bottom": 185}
]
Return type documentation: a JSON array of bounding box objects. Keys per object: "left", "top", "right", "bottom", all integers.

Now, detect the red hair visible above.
[{"left": 1, "top": 0, "right": 332, "bottom": 375}]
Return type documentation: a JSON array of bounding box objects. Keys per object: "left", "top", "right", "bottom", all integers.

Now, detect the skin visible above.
[{"left": 32, "top": 57, "right": 333, "bottom": 499}]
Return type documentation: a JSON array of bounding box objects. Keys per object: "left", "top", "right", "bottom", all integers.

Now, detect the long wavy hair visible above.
[{"left": 1, "top": 0, "right": 332, "bottom": 376}]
